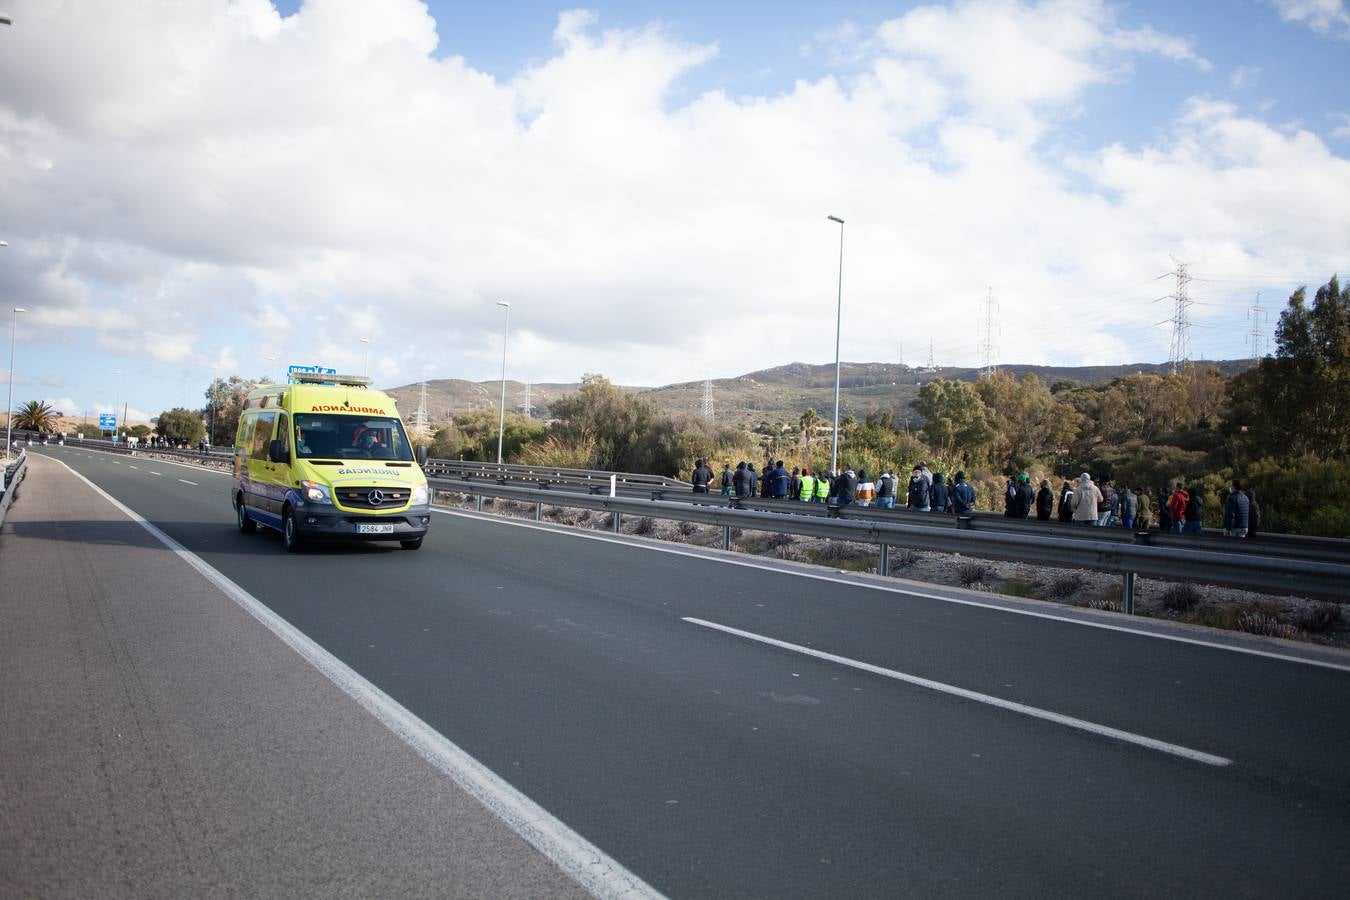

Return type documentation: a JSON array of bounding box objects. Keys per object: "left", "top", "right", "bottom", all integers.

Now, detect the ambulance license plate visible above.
[{"left": 356, "top": 523, "right": 395, "bottom": 535}]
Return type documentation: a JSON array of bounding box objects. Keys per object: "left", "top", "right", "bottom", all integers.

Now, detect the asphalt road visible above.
[{"left": 14, "top": 445, "right": 1350, "bottom": 897}]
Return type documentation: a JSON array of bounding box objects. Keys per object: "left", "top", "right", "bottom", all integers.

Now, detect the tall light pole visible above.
[
  {"left": 360, "top": 337, "right": 371, "bottom": 378},
  {"left": 827, "top": 215, "right": 845, "bottom": 475},
  {"left": 6, "top": 307, "right": 26, "bottom": 455},
  {"left": 495, "top": 301, "right": 511, "bottom": 464}
]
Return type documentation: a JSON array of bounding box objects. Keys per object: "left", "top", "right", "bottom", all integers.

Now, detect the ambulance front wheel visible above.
[
  {"left": 400, "top": 537, "right": 423, "bottom": 550},
  {"left": 236, "top": 495, "right": 256, "bottom": 534},
  {"left": 282, "top": 506, "right": 304, "bottom": 553}
]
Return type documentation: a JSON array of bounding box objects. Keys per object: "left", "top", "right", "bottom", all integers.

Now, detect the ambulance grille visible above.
[{"left": 336, "top": 486, "right": 409, "bottom": 510}]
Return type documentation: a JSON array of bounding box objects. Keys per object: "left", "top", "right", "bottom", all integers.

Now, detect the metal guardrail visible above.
[
  {"left": 0, "top": 450, "right": 29, "bottom": 528},
  {"left": 422, "top": 459, "right": 688, "bottom": 491},
  {"left": 429, "top": 478, "right": 1350, "bottom": 607}
]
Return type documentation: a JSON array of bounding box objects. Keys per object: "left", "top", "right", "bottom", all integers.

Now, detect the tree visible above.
[
  {"left": 911, "top": 379, "right": 996, "bottom": 463},
  {"left": 11, "top": 400, "right": 58, "bottom": 433},
  {"left": 203, "top": 375, "right": 266, "bottom": 447},
  {"left": 1227, "top": 276, "right": 1350, "bottom": 461},
  {"left": 548, "top": 374, "right": 660, "bottom": 471},
  {"left": 156, "top": 407, "right": 205, "bottom": 445},
  {"left": 797, "top": 408, "right": 821, "bottom": 465},
  {"left": 975, "top": 372, "right": 1077, "bottom": 470}
]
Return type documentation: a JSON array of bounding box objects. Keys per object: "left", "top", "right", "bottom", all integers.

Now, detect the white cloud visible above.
[
  {"left": 0, "top": 0, "right": 1344, "bottom": 414},
  {"left": 1230, "top": 65, "right": 1262, "bottom": 88},
  {"left": 1273, "top": 0, "right": 1350, "bottom": 36},
  {"left": 1331, "top": 112, "right": 1350, "bottom": 140}
]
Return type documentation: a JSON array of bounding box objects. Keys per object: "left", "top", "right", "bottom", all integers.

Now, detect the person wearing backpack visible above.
[
  {"left": 720, "top": 463, "right": 734, "bottom": 496},
  {"left": 1057, "top": 480, "right": 1074, "bottom": 522},
  {"left": 949, "top": 471, "right": 976, "bottom": 515},
  {"left": 875, "top": 469, "right": 897, "bottom": 509}
]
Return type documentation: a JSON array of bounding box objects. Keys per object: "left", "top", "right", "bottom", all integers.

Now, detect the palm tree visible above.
[
  {"left": 798, "top": 408, "right": 820, "bottom": 465},
  {"left": 12, "top": 400, "right": 58, "bottom": 433}
]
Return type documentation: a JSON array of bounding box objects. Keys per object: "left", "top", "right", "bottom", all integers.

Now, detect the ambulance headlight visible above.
[
  {"left": 411, "top": 484, "right": 429, "bottom": 506},
  {"left": 301, "top": 481, "right": 333, "bottom": 504}
]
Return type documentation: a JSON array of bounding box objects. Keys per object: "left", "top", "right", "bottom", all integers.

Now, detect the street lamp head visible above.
[
  {"left": 359, "top": 337, "right": 370, "bottom": 344},
  {"left": 827, "top": 215, "right": 844, "bottom": 224},
  {"left": 497, "top": 300, "right": 510, "bottom": 308},
  {"left": 0, "top": 240, "right": 9, "bottom": 247},
  {"left": 13, "top": 308, "right": 26, "bottom": 314}
]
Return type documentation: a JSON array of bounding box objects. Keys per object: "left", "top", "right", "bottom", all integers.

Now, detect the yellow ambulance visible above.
[{"left": 232, "top": 368, "right": 431, "bottom": 552}]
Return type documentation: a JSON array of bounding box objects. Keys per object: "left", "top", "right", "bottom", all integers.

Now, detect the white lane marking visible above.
[
  {"left": 684, "top": 616, "right": 1232, "bottom": 768},
  {"left": 178, "top": 479, "right": 199, "bottom": 486},
  {"left": 433, "top": 507, "right": 1350, "bottom": 675},
  {"left": 53, "top": 458, "right": 662, "bottom": 900},
  {"left": 128, "top": 465, "right": 139, "bottom": 469},
  {"left": 149, "top": 471, "right": 163, "bottom": 476},
  {"left": 55, "top": 444, "right": 232, "bottom": 478}
]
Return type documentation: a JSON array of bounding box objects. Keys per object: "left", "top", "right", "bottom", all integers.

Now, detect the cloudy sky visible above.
[{"left": 1, "top": 0, "right": 1348, "bottom": 424}]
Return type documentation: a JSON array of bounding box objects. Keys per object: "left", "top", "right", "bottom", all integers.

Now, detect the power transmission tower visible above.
[
  {"left": 898, "top": 342, "right": 905, "bottom": 368},
  {"left": 1247, "top": 293, "right": 1267, "bottom": 364},
  {"left": 702, "top": 379, "right": 715, "bottom": 423},
  {"left": 411, "top": 382, "right": 430, "bottom": 436},
  {"left": 927, "top": 339, "right": 936, "bottom": 371},
  {"left": 1166, "top": 257, "right": 1193, "bottom": 375},
  {"left": 520, "top": 381, "right": 534, "bottom": 417},
  {"left": 978, "top": 286, "right": 1000, "bottom": 379}
]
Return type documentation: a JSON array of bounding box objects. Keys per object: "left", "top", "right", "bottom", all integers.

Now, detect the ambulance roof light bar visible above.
[{"left": 288, "top": 371, "right": 372, "bottom": 387}]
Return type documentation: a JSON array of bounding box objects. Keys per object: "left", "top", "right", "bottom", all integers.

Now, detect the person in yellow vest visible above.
[
  {"left": 814, "top": 471, "right": 830, "bottom": 502},
  {"left": 798, "top": 467, "right": 815, "bottom": 501}
]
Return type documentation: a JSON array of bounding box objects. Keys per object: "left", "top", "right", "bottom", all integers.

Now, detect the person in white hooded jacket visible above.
[{"left": 1071, "top": 473, "right": 1103, "bottom": 525}]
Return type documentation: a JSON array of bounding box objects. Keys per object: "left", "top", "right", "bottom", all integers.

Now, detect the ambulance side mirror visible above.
[
  {"left": 268, "top": 439, "right": 289, "bottom": 464},
  {"left": 416, "top": 445, "right": 429, "bottom": 466}
]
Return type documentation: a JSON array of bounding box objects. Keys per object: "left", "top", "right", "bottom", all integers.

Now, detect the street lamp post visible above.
[
  {"left": 360, "top": 338, "right": 371, "bottom": 378},
  {"left": 827, "top": 215, "right": 845, "bottom": 476},
  {"left": 495, "top": 301, "right": 511, "bottom": 464},
  {"left": 6, "top": 307, "right": 27, "bottom": 455}
]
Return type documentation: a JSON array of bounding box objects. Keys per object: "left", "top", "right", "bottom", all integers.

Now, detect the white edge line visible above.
[
  {"left": 683, "top": 616, "right": 1232, "bottom": 768},
  {"left": 432, "top": 507, "right": 1350, "bottom": 675},
  {"left": 52, "top": 458, "right": 664, "bottom": 900}
]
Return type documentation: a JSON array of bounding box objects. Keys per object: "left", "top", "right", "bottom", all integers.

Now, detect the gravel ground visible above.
[{"left": 441, "top": 492, "right": 1348, "bottom": 648}]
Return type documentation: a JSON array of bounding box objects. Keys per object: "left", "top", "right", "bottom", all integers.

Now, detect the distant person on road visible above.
[
  {"left": 770, "top": 460, "right": 791, "bottom": 499},
  {"left": 836, "top": 466, "right": 857, "bottom": 506},
  {"left": 1167, "top": 483, "right": 1189, "bottom": 534},
  {"left": 814, "top": 470, "right": 830, "bottom": 503},
  {"left": 1035, "top": 479, "right": 1054, "bottom": 521},
  {"left": 929, "top": 471, "right": 949, "bottom": 513},
  {"left": 1071, "top": 473, "right": 1103, "bottom": 525},
  {"left": 1018, "top": 474, "right": 1036, "bottom": 519},
  {"left": 1183, "top": 484, "right": 1204, "bottom": 535},
  {"left": 1135, "top": 487, "right": 1152, "bottom": 530},
  {"left": 721, "top": 463, "right": 734, "bottom": 496},
  {"left": 950, "top": 471, "right": 976, "bottom": 515},
  {"left": 855, "top": 469, "right": 875, "bottom": 506},
  {"left": 732, "top": 461, "right": 748, "bottom": 499},
  {"left": 875, "top": 469, "right": 896, "bottom": 509},
  {"left": 907, "top": 467, "right": 930, "bottom": 511},
  {"left": 1098, "top": 479, "right": 1117, "bottom": 527},
  {"left": 798, "top": 467, "right": 815, "bottom": 501},
  {"left": 1057, "top": 480, "right": 1074, "bottom": 522},
  {"left": 1118, "top": 485, "right": 1137, "bottom": 529},
  {"left": 748, "top": 462, "right": 761, "bottom": 499},
  {"left": 691, "top": 458, "right": 714, "bottom": 493},
  {"left": 789, "top": 466, "right": 801, "bottom": 500},
  {"left": 1223, "top": 479, "right": 1250, "bottom": 538},
  {"left": 1244, "top": 487, "right": 1260, "bottom": 540},
  {"left": 758, "top": 462, "right": 773, "bottom": 498},
  {"left": 1157, "top": 488, "right": 1173, "bottom": 532}
]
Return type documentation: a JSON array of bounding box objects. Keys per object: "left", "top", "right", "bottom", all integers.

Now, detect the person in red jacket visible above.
[{"left": 1166, "top": 482, "right": 1189, "bottom": 534}]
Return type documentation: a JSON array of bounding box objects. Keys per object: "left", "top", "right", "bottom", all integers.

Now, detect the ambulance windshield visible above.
[{"left": 293, "top": 414, "right": 415, "bottom": 462}]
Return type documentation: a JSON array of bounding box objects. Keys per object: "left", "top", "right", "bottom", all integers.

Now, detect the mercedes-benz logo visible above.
[{"left": 367, "top": 489, "right": 385, "bottom": 505}]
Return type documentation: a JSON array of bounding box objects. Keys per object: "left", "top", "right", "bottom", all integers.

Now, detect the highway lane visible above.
[{"left": 34, "top": 445, "right": 1350, "bottom": 897}]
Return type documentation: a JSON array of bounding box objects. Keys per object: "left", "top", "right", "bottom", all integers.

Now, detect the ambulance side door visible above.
[{"left": 247, "top": 412, "right": 280, "bottom": 518}]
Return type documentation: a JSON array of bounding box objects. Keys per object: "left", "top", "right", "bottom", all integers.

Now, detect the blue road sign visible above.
[{"left": 98, "top": 413, "right": 117, "bottom": 429}]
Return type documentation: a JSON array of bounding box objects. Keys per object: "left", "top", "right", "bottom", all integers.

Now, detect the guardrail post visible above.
[
  {"left": 957, "top": 516, "right": 974, "bottom": 529},
  {"left": 879, "top": 543, "right": 889, "bottom": 576},
  {"left": 723, "top": 525, "right": 731, "bottom": 550},
  {"left": 1122, "top": 572, "right": 1136, "bottom": 615},
  {"left": 476, "top": 493, "right": 483, "bottom": 512},
  {"left": 613, "top": 511, "right": 621, "bottom": 533},
  {"left": 535, "top": 501, "right": 543, "bottom": 522}
]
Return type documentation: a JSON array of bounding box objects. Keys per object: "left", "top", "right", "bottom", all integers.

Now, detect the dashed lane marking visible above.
[{"left": 684, "top": 616, "right": 1233, "bottom": 768}]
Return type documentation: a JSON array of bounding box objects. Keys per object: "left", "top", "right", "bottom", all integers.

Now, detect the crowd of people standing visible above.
[{"left": 689, "top": 458, "right": 1260, "bottom": 539}]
